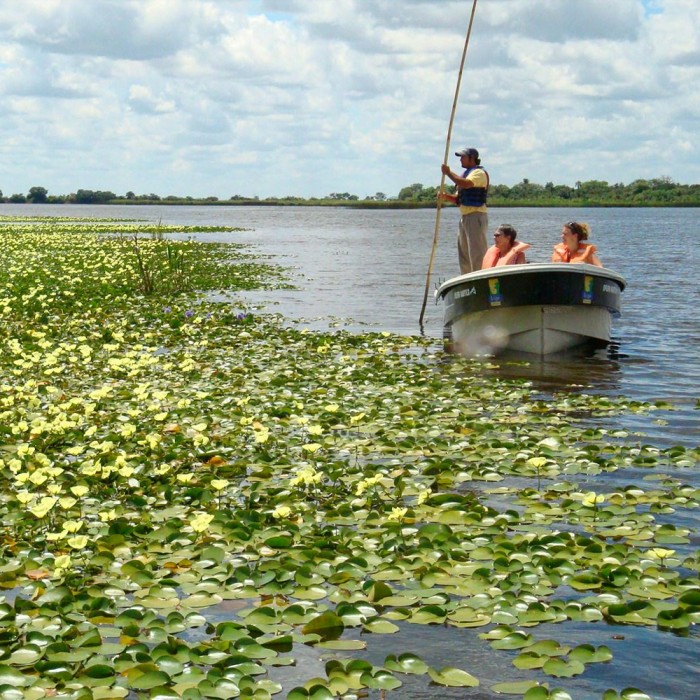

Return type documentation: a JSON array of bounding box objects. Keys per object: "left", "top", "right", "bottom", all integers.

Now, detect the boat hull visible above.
[{"left": 436, "top": 263, "right": 626, "bottom": 357}]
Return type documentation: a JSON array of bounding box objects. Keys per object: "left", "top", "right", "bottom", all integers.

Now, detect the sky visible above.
[{"left": 0, "top": 0, "right": 698, "bottom": 200}]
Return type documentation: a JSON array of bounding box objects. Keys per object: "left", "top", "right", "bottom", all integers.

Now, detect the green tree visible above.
[
  {"left": 397, "top": 183, "right": 426, "bottom": 200},
  {"left": 577, "top": 180, "right": 610, "bottom": 198},
  {"left": 327, "top": 192, "right": 358, "bottom": 200},
  {"left": 552, "top": 185, "right": 574, "bottom": 200},
  {"left": 509, "top": 178, "right": 545, "bottom": 200},
  {"left": 74, "top": 189, "right": 117, "bottom": 204},
  {"left": 27, "top": 186, "right": 49, "bottom": 203}
]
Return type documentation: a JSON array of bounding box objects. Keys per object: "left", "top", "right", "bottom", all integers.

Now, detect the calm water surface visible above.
[{"left": 5, "top": 203, "right": 699, "bottom": 699}]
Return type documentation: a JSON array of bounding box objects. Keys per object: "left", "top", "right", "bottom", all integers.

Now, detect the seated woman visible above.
[
  {"left": 481, "top": 224, "right": 530, "bottom": 268},
  {"left": 552, "top": 221, "right": 603, "bottom": 266}
]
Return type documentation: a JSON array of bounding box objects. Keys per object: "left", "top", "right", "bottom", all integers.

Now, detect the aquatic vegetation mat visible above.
[{"left": 0, "top": 218, "right": 698, "bottom": 699}]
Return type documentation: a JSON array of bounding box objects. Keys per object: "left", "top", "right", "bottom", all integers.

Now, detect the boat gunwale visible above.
[{"left": 436, "top": 263, "right": 626, "bottom": 300}]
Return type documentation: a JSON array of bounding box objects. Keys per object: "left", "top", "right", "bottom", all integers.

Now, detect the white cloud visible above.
[
  {"left": 127, "top": 85, "right": 177, "bottom": 114},
  {"left": 0, "top": 0, "right": 697, "bottom": 198}
]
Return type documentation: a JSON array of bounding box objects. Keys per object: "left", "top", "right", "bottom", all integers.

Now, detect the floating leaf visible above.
[
  {"left": 491, "top": 680, "right": 541, "bottom": 694},
  {"left": 491, "top": 632, "right": 534, "bottom": 650},
  {"left": 569, "top": 574, "right": 604, "bottom": 591},
  {"left": 427, "top": 666, "right": 479, "bottom": 687},
  {"left": 362, "top": 619, "right": 399, "bottom": 634},
  {"left": 8, "top": 646, "right": 44, "bottom": 666},
  {"left": 0, "top": 666, "right": 32, "bottom": 687},
  {"left": 287, "top": 686, "right": 334, "bottom": 700},
  {"left": 129, "top": 670, "right": 172, "bottom": 690},
  {"left": 360, "top": 669, "right": 401, "bottom": 690},
  {"left": 657, "top": 608, "right": 690, "bottom": 630},
  {"left": 292, "top": 586, "right": 328, "bottom": 601},
  {"left": 542, "top": 658, "right": 585, "bottom": 678},
  {"left": 410, "top": 605, "right": 446, "bottom": 624},
  {"left": 569, "top": 644, "right": 613, "bottom": 664},
  {"left": 315, "top": 639, "right": 366, "bottom": 650},
  {"left": 513, "top": 652, "right": 547, "bottom": 670},
  {"left": 301, "top": 611, "right": 344, "bottom": 641},
  {"left": 383, "top": 653, "right": 429, "bottom": 675},
  {"left": 366, "top": 580, "right": 393, "bottom": 602}
]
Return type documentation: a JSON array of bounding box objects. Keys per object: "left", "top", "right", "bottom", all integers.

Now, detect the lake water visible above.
[
  {"left": 7, "top": 203, "right": 698, "bottom": 446},
  {"left": 4, "top": 203, "right": 699, "bottom": 699}
]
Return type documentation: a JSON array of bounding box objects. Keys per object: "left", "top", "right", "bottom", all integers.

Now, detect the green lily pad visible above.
[
  {"left": 524, "top": 689, "right": 572, "bottom": 700},
  {"left": 427, "top": 666, "right": 479, "bottom": 687},
  {"left": 362, "top": 619, "right": 399, "bottom": 634},
  {"left": 301, "top": 611, "right": 344, "bottom": 641},
  {"left": 0, "top": 666, "right": 32, "bottom": 687},
  {"left": 513, "top": 652, "right": 547, "bottom": 670},
  {"left": 410, "top": 605, "right": 446, "bottom": 624},
  {"left": 569, "top": 574, "right": 604, "bottom": 591},
  {"left": 149, "top": 688, "right": 183, "bottom": 700},
  {"left": 569, "top": 644, "right": 613, "bottom": 664},
  {"left": 378, "top": 594, "right": 419, "bottom": 607},
  {"left": 93, "top": 688, "right": 129, "bottom": 699},
  {"left": 7, "top": 646, "right": 44, "bottom": 666},
  {"left": 491, "top": 631, "right": 534, "bottom": 650},
  {"left": 657, "top": 608, "right": 690, "bottom": 630},
  {"left": 542, "top": 657, "right": 585, "bottom": 678},
  {"left": 383, "top": 653, "right": 429, "bottom": 675},
  {"left": 129, "top": 670, "right": 172, "bottom": 690},
  {"left": 315, "top": 639, "right": 367, "bottom": 650},
  {"left": 359, "top": 669, "right": 402, "bottom": 690},
  {"left": 292, "top": 586, "right": 328, "bottom": 601},
  {"left": 287, "top": 685, "right": 334, "bottom": 700},
  {"left": 528, "top": 640, "right": 570, "bottom": 657},
  {"left": 491, "top": 680, "right": 541, "bottom": 694}
]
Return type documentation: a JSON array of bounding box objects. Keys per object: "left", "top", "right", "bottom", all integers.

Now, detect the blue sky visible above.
[
  {"left": 0, "top": 0, "right": 697, "bottom": 199},
  {"left": 641, "top": 0, "right": 663, "bottom": 14}
]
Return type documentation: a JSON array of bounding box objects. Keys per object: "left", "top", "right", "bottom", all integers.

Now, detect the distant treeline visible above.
[
  {"left": 3, "top": 178, "right": 700, "bottom": 207},
  {"left": 395, "top": 177, "right": 700, "bottom": 208}
]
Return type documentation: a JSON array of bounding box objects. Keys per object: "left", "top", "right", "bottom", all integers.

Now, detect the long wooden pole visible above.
[{"left": 418, "top": 0, "right": 479, "bottom": 327}]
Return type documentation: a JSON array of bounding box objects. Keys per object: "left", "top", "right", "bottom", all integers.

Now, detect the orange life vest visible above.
[
  {"left": 481, "top": 242, "right": 530, "bottom": 269},
  {"left": 552, "top": 242, "right": 599, "bottom": 265}
]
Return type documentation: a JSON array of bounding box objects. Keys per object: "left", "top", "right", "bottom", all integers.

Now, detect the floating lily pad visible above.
[
  {"left": 427, "top": 666, "right": 479, "bottom": 687},
  {"left": 362, "top": 619, "right": 399, "bottom": 634},
  {"left": 301, "top": 611, "right": 344, "bottom": 641},
  {"left": 491, "top": 680, "right": 541, "bottom": 694},
  {"left": 287, "top": 685, "right": 334, "bottom": 700},
  {"left": 542, "top": 658, "right": 585, "bottom": 678},
  {"left": 383, "top": 653, "right": 429, "bottom": 675}
]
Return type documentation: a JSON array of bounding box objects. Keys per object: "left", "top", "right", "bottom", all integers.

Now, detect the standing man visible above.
[{"left": 439, "top": 147, "right": 489, "bottom": 274}]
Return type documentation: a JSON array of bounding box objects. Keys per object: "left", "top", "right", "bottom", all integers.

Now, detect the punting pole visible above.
[{"left": 419, "top": 0, "right": 479, "bottom": 327}]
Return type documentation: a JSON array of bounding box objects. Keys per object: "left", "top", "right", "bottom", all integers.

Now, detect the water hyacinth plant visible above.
[{"left": 0, "top": 216, "right": 698, "bottom": 699}]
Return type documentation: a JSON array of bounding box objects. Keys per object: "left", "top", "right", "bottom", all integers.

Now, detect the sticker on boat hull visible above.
[{"left": 488, "top": 278, "right": 502, "bottom": 306}]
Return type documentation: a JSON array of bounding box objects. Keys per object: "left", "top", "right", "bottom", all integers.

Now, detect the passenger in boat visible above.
[
  {"left": 438, "top": 147, "right": 489, "bottom": 274},
  {"left": 481, "top": 224, "right": 530, "bottom": 268},
  {"left": 551, "top": 221, "right": 603, "bottom": 267}
]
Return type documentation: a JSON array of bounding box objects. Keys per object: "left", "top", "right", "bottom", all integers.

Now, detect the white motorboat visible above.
[{"left": 436, "top": 263, "right": 626, "bottom": 356}]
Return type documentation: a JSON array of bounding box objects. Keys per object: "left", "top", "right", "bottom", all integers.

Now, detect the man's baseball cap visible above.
[{"left": 455, "top": 147, "right": 479, "bottom": 158}]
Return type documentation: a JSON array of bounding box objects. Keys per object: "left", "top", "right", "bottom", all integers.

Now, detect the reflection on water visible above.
[{"left": 480, "top": 348, "right": 623, "bottom": 392}]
